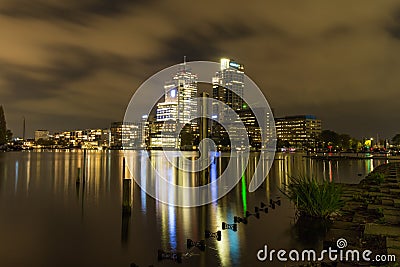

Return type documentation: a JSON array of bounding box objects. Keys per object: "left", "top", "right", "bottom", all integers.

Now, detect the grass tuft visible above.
[
  {"left": 282, "top": 176, "right": 344, "bottom": 219},
  {"left": 366, "top": 172, "right": 385, "bottom": 185}
]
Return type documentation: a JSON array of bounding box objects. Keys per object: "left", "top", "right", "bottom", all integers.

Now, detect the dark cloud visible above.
[
  {"left": 0, "top": 46, "right": 141, "bottom": 100},
  {"left": 44, "top": 45, "right": 142, "bottom": 78},
  {"left": 207, "top": 22, "right": 256, "bottom": 40},
  {"left": 0, "top": 0, "right": 155, "bottom": 24},
  {"left": 0, "top": 1, "right": 89, "bottom": 24},
  {"left": 386, "top": 8, "right": 400, "bottom": 39},
  {"left": 163, "top": 36, "right": 220, "bottom": 63},
  {"left": 0, "top": 64, "right": 58, "bottom": 99},
  {"left": 81, "top": 0, "right": 152, "bottom": 16},
  {"left": 321, "top": 25, "right": 354, "bottom": 40},
  {"left": 161, "top": 22, "right": 256, "bottom": 62}
]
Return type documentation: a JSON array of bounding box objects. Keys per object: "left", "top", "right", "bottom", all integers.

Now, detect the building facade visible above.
[
  {"left": 34, "top": 130, "right": 49, "bottom": 141},
  {"left": 275, "top": 115, "right": 321, "bottom": 148},
  {"left": 110, "top": 121, "right": 146, "bottom": 149},
  {"left": 156, "top": 63, "right": 198, "bottom": 124},
  {"left": 51, "top": 129, "right": 109, "bottom": 148},
  {"left": 212, "top": 58, "right": 245, "bottom": 113},
  {"left": 211, "top": 59, "right": 275, "bottom": 150},
  {"left": 152, "top": 63, "right": 198, "bottom": 148}
]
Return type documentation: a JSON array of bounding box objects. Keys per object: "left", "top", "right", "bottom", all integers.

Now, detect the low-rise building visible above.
[{"left": 34, "top": 130, "right": 49, "bottom": 141}]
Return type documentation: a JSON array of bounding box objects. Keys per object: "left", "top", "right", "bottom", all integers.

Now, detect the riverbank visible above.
[
  {"left": 304, "top": 153, "right": 400, "bottom": 161},
  {"left": 321, "top": 162, "right": 400, "bottom": 266}
]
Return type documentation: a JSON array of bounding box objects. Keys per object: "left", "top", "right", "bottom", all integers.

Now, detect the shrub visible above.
[
  {"left": 282, "top": 176, "right": 344, "bottom": 219},
  {"left": 366, "top": 172, "right": 385, "bottom": 185}
]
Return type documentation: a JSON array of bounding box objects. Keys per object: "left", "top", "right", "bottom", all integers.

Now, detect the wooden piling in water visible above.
[
  {"left": 121, "top": 208, "right": 130, "bottom": 244},
  {"left": 82, "top": 149, "right": 87, "bottom": 184},
  {"left": 75, "top": 167, "right": 81, "bottom": 199},
  {"left": 200, "top": 92, "right": 210, "bottom": 186},
  {"left": 122, "top": 157, "right": 126, "bottom": 179},
  {"left": 122, "top": 178, "right": 132, "bottom": 215},
  {"left": 76, "top": 167, "right": 81, "bottom": 184},
  {"left": 121, "top": 158, "right": 131, "bottom": 243}
]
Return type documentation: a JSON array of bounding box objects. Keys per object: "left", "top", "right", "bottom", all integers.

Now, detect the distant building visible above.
[
  {"left": 100, "top": 129, "right": 111, "bottom": 148},
  {"left": 34, "top": 130, "right": 49, "bottom": 141},
  {"left": 110, "top": 121, "right": 146, "bottom": 149},
  {"left": 81, "top": 129, "right": 106, "bottom": 149},
  {"left": 238, "top": 108, "right": 262, "bottom": 149},
  {"left": 275, "top": 115, "right": 321, "bottom": 148},
  {"left": 52, "top": 131, "right": 72, "bottom": 146},
  {"left": 210, "top": 107, "right": 274, "bottom": 150},
  {"left": 50, "top": 129, "right": 108, "bottom": 149},
  {"left": 23, "top": 139, "right": 35, "bottom": 149},
  {"left": 148, "top": 121, "right": 180, "bottom": 149}
]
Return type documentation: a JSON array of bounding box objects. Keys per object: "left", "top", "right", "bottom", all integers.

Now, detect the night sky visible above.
[{"left": 0, "top": 0, "right": 399, "bottom": 139}]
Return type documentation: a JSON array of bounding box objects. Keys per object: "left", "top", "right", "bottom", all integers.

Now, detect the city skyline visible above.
[
  {"left": 23, "top": 59, "right": 275, "bottom": 150},
  {"left": 1, "top": 1, "right": 400, "bottom": 139}
]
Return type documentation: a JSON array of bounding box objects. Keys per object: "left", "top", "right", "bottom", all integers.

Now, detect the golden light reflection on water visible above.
[{"left": 1, "top": 151, "right": 388, "bottom": 202}]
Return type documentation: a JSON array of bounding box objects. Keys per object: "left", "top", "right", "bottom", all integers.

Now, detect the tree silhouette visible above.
[
  {"left": 392, "top": 134, "right": 400, "bottom": 147},
  {"left": 320, "top": 130, "right": 339, "bottom": 146},
  {"left": 0, "top": 105, "right": 7, "bottom": 145},
  {"left": 6, "top": 129, "right": 13, "bottom": 142}
]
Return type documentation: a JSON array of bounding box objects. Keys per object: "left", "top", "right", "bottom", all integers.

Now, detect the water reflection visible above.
[
  {"left": 0, "top": 151, "right": 391, "bottom": 267},
  {"left": 0, "top": 150, "right": 389, "bottom": 207}
]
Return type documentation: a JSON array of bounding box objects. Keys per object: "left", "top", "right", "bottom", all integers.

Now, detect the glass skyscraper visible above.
[
  {"left": 156, "top": 63, "right": 198, "bottom": 125},
  {"left": 153, "top": 63, "right": 198, "bottom": 148},
  {"left": 212, "top": 58, "right": 245, "bottom": 113}
]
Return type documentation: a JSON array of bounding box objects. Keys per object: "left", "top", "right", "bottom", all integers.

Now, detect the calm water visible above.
[{"left": 0, "top": 151, "right": 389, "bottom": 267}]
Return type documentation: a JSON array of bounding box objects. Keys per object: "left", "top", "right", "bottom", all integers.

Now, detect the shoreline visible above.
[{"left": 319, "top": 162, "right": 400, "bottom": 266}]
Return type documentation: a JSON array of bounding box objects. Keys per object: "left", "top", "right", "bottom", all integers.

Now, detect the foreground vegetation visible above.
[{"left": 283, "top": 176, "right": 344, "bottom": 219}]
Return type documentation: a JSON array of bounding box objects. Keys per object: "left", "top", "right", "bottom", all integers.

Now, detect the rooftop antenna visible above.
[
  {"left": 183, "top": 56, "right": 187, "bottom": 72},
  {"left": 376, "top": 133, "right": 379, "bottom": 147},
  {"left": 22, "top": 116, "right": 26, "bottom": 140}
]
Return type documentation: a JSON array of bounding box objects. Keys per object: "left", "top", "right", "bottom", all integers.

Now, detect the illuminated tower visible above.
[
  {"left": 156, "top": 63, "right": 198, "bottom": 124},
  {"left": 212, "top": 58, "right": 245, "bottom": 112},
  {"left": 154, "top": 62, "right": 198, "bottom": 148}
]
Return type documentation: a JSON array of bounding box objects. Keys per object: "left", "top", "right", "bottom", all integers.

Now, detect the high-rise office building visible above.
[
  {"left": 212, "top": 58, "right": 245, "bottom": 113},
  {"left": 237, "top": 108, "right": 262, "bottom": 149},
  {"left": 211, "top": 59, "right": 247, "bottom": 149},
  {"left": 153, "top": 63, "right": 198, "bottom": 148},
  {"left": 275, "top": 115, "right": 322, "bottom": 148},
  {"left": 210, "top": 58, "right": 276, "bottom": 150},
  {"left": 156, "top": 63, "right": 198, "bottom": 124},
  {"left": 110, "top": 121, "right": 145, "bottom": 149}
]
